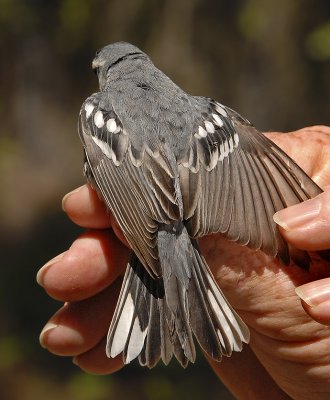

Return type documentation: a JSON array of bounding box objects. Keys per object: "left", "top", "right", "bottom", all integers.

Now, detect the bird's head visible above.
[{"left": 92, "top": 42, "right": 146, "bottom": 90}]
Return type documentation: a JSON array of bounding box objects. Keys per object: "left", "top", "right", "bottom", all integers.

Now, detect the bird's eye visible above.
[{"left": 93, "top": 67, "right": 99, "bottom": 76}]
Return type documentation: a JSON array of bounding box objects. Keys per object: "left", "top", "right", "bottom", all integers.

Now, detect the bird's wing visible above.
[
  {"left": 180, "top": 99, "right": 322, "bottom": 267},
  {"left": 79, "top": 93, "right": 180, "bottom": 278}
]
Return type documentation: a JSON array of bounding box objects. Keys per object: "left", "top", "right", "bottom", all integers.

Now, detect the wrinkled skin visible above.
[{"left": 38, "top": 126, "right": 330, "bottom": 399}]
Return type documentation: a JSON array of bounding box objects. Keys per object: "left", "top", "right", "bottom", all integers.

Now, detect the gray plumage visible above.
[{"left": 78, "top": 42, "right": 324, "bottom": 367}]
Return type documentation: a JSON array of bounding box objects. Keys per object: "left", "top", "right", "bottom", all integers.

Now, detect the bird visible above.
[{"left": 78, "top": 41, "right": 325, "bottom": 368}]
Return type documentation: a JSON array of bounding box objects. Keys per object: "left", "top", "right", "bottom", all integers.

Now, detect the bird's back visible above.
[{"left": 104, "top": 56, "right": 203, "bottom": 160}]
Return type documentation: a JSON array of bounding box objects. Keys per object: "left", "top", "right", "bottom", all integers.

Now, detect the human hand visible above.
[
  {"left": 273, "top": 187, "right": 330, "bottom": 326},
  {"left": 38, "top": 126, "right": 330, "bottom": 399},
  {"left": 205, "top": 127, "right": 330, "bottom": 399}
]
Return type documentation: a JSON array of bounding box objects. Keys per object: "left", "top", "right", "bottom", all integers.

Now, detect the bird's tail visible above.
[{"left": 106, "top": 225, "right": 249, "bottom": 367}]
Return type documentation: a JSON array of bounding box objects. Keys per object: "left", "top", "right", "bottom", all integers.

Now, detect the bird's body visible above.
[{"left": 78, "top": 42, "right": 323, "bottom": 367}]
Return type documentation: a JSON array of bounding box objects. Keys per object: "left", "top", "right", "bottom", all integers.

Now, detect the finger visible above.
[
  {"left": 62, "top": 185, "right": 110, "bottom": 229},
  {"left": 273, "top": 190, "right": 330, "bottom": 251},
  {"left": 40, "top": 280, "right": 121, "bottom": 356},
  {"left": 62, "top": 184, "right": 129, "bottom": 246},
  {"left": 296, "top": 278, "right": 330, "bottom": 326},
  {"left": 37, "top": 229, "right": 129, "bottom": 301},
  {"left": 73, "top": 337, "right": 124, "bottom": 375}
]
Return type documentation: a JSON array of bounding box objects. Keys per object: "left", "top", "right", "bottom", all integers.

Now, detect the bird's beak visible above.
[{"left": 92, "top": 59, "right": 105, "bottom": 70}]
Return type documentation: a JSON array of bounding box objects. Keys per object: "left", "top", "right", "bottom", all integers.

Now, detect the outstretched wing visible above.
[
  {"left": 79, "top": 92, "right": 180, "bottom": 278},
  {"left": 180, "top": 100, "right": 322, "bottom": 267}
]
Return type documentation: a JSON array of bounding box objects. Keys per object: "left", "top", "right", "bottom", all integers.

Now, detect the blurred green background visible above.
[{"left": 1, "top": 0, "right": 330, "bottom": 399}]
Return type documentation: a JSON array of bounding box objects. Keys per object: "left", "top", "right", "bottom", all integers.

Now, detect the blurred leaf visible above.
[
  {"left": 0, "top": 136, "right": 22, "bottom": 159},
  {"left": 0, "top": 336, "right": 24, "bottom": 370},
  {"left": 57, "top": 0, "right": 92, "bottom": 50},
  {"left": 143, "top": 374, "right": 174, "bottom": 400},
  {"left": 237, "top": 0, "right": 265, "bottom": 40},
  {"left": 0, "top": 0, "right": 35, "bottom": 35},
  {"left": 306, "top": 21, "right": 330, "bottom": 61},
  {"left": 67, "top": 372, "right": 115, "bottom": 400}
]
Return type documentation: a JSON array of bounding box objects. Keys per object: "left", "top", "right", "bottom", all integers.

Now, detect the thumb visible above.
[
  {"left": 273, "top": 189, "right": 330, "bottom": 251},
  {"left": 295, "top": 278, "right": 330, "bottom": 326}
]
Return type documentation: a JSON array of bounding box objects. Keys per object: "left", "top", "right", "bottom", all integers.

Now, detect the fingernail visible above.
[
  {"left": 295, "top": 280, "right": 330, "bottom": 307},
  {"left": 72, "top": 357, "right": 80, "bottom": 366},
  {"left": 273, "top": 197, "right": 321, "bottom": 231},
  {"left": 62, "top": 186, "right": 84, "bottom": 212},
  {"left": 37, "top": 252, "right": 66, "bottom": 286},
  {"left": 39, "top": 322, "right": 58, "bottom": 348}
]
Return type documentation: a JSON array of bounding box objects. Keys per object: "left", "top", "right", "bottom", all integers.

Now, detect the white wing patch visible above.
[
  {"left": 81, "top": 97, "right": 128, "bottom": 166},
  {"left": 234, "top": 133, "right": 239, "bottom": 147},
  {"left": 106, "top": 118, "right": 120, "bottom": 133},
  {"left": 204, "top": 120, "right": 215, "bottom": 133},
  {"left": 219, "top": 143, "right": 226, "bottom": 162},
  {"left": 91, "top": 137, "right": 120, "bottom": 165},
  {"left": 85, "top": 103, "right": 94, "bottom": 119},
  {"left": 185, "top": 102, "right": 240, "bottom": 171},
  {"left": 212, "top": 113, "right": 224, "bottom": 127},
  {"left": 195, "top": 126, "right": 207, "bottom": 139},
  {"left": 215, "top": 103, "right": 228, "bottom": 117},
  {"left": 94, "top": 110, "right": 105, "bottom": 128}
]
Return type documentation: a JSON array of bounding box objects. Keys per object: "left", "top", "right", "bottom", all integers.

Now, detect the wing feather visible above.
[
  {"left": 181, "top": 100, "right": 323, "bottom": 267},
  {"left": 79, "top": 93, "right": 179, "bottom": 277}
]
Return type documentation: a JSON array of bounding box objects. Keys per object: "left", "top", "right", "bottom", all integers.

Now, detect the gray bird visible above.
[{"left": 78, "top": 42, "right": 324, "bottom": 368}]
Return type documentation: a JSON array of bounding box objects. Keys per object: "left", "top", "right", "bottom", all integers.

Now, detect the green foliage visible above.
[
  {"left": 66, "top": 373, "right": 115, "bottom": 400},
  {"left": 57, "top": 0, "right": 92, "bottom": 50},
  {"left": 306, "top": 21, "right": 330, "bottom": 60},
  {"left": 0, "top": 336, "right": 25, "bottom": 370},
  {"left": 237, "top": 0, "right": 266, "bottom": 40},
  {"left": 0, "top": 0, "right": 35, "bottom": 36},
  {"left": 143, "top": 375, "right": 174, "bottom": 400}
]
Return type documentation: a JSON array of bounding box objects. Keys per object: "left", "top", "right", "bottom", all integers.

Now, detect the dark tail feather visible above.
[
  {"left": 106, "top": 230, "right": 249, "bottom": 367},
  {"left": 139, "top": 277, "right": 174, "bottom": 368},
  {"left": 107, "top": 254, "right": 179, "bottom": 367},
  {"left": 138, "top": 285, "right": 162, "bottom": 368},
  {"left": 187, "top": 241, "right": 249, "bottom": 360}
]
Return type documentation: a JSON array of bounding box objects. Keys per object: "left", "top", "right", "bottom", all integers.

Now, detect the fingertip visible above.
[
  {"left": 295, "top": 278, "right": 330, "bottom": 307},
  {"left": 296, "top": 279, "right": 330, "bottom": 326},
  {"left": 273, "top": 198, "right": 320, "bottom": 232},
  {"left": 300, "top": 299, "right": 330, "bottom": 326},
  {"left": 37, "top": 251, "right": 67, "bottom": 287},
  {"left": 73, "top": 338, "right": 124, "bottom": 375},
  {"left": 38, "top": 230, "right": 128, "bottom": 302},
  {"left": 273, "top": 211, "right": 288, "bottom": 231},
  {"left": 40, "top": 323, "right": 85, "bottom": 356},
  {"left": 39, "top": 322, "right": 58, "bottom": 349},
  {"left": 39, "top": 309, "right": 86, "bottom": 356},
  {"left": 273, "top": 191, "right": 330, "bottom": 251},
  {"left": 63, "top": 184, "right": 110, "bottom": 229},
  {"left": 62, "top": 186, "right": 85, "bottom": 212}
]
